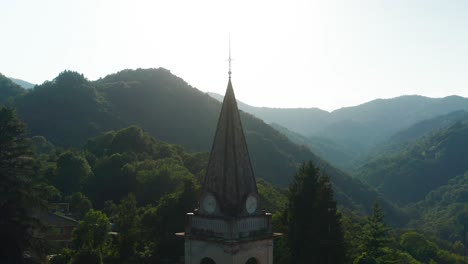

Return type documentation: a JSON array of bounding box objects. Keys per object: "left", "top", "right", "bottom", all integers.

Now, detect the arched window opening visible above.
[
  {"left": 246, "top": 257, "right": 259, "bottom": 264},
  {"left": 200, "top": 257, "right": 216, "bottom": 264}
]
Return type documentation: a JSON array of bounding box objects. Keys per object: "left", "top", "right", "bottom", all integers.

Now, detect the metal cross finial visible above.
[{"left": 228, "top": 35, "right": 232, "bottom": 79}]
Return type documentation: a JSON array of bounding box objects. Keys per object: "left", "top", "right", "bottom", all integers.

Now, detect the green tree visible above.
[
  {"left": 353, "top": 252, "right": 378, "bottom": 264},
  {"left": 457, "top": 207, "right": 468, "bottom": 262},
  {"left": 30, "top": 135, "right": 54, "bottom": 154},
  {"left": 115, "top": 194, "right": 139, "bottom": 263},
  {"left": 73, "top": 210, "right": 110, "bottom": 254},
  {"left": 272, "top": 211, "right": 290, "bottom": 264},
  {"left": 341, "top": 210, "right": 367, "bottom": 262},
  {"left": 400, "top": 232, "right": 443, "bottom": 263},
  {"left": 53, "top": 151, "right": 92, "bottom": 195},
  {"left": 140, "top": 179, "right": 199, "bottom": 262},
  {"left": 0, "top": 73, "right": 25, "bottom": 104},
  {"left": 50, "top": 248, "right": 74, "bottom": 264},
  {"left": 84, "top": 153, "right": 136, "bottom": 207},
  {"left": 72, "top": 248, "right": 102, "bottom": 264},
  {"left": 285, "top": 161, "right": 345, "bottom": 264},
  {"left": 357, "top": 201, "right": 391, "bottom": 261},
  {"left": 0, "top": 106, "right": 43, "bottom": 263},
  {"left": 65, "top": 192, "right": 93, "bottom": 219}
]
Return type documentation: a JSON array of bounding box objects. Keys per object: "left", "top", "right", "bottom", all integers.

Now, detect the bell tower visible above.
[{"left": 181, "top": 53, "right": 277, "bottom": 264}]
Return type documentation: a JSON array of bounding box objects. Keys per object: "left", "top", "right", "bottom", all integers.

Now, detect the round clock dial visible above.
[
  {"left": 202, "top": 194, "right": 216, "bottom": 214},
  {"left": 246, "top": 195, "right": 258, "bottom": 214}
]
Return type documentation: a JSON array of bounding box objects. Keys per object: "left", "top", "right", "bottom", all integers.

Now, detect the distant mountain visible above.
[
  {"left": 207, "top": 92, "right": 331, "bottom": 135},
  {"left": 0, "top": 73, "right": 26, "bottom": 105},
  {"left": 10, "top": 69, "right": 403, "bottom": 223},
  {"left": 321, "top": 95, "right": 468, "bottom": 155},
  {"left": 366, "top": 110, "right": 468, "bottom": 158},
  {"left": 209, "top": 93, "right": 468, "bottom": 170},
  {"left": 271, "top": 123, "right": 357, "bottom": 171},
  {"left": 208, "top": 92, "right": 357, "bottom": 170},
  {"left": 9, "top": 77, "right": 35, "bottom": 89},
  {"left": 356, "top": 120, "right": 468, "bottom": 205}
]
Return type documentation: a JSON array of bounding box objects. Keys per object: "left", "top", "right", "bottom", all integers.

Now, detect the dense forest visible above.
[
  {"left": 1, "top": 70, "right": 467, "bottom": 263},
  {"left": 212, "top": 92, "right": 468, "bottom": 171},
  {"left": 4, "top": 69, "right": 396, "bottom": 219},
  {"left": 356, "top": 120, "right": 468, "bottom": 205}
]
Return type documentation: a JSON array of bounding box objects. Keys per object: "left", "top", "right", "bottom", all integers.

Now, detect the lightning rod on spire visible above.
[{"left": 228, "top": 35, "right": 232, "bottom": 79}]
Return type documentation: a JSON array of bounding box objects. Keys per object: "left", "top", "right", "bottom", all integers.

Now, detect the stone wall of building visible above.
[{"left": 185, "top": 238, "right": 273, "bottom": 264}]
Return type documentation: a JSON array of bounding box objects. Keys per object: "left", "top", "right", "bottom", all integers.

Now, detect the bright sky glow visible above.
[{"left": 1, "top": 0, "right": 468, "bottom": 111}]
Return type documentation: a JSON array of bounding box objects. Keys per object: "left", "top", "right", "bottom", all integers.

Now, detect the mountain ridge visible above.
[
  {"left": 8, "top": 77, "right": 35, "bottom": 89},
  {"left": 208, "top": 92, "right": 468, "bottom": 171},
  {"left": 356, "top": 120, "right": 468, "bottom": 205},
  {"left": 6, "top": 68, "right": 404, "bottom": 223}
]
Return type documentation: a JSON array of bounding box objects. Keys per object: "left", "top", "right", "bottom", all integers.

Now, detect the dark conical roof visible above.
[{"left": 202, "top": 78, "right": 258, "bottom": 216}]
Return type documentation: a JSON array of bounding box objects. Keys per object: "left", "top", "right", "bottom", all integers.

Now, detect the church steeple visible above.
[
  {"left": 202, "top": 76, "right": 258, "bottom": 216},
  {"left": 181, "top": 49, "right": 276, "bottom": 264}
]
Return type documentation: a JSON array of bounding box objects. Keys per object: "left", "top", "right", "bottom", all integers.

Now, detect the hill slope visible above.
[
  {"left": 369, "top": 110, "right": 468, "bottom": 156},
  {"left": 407, "top": 171, "right": 468, "bottom": 242},
  {"left": 0, "top": 73, "right": 26, "bottom": 105},
  {"left": 323, "top": 96, "right": 468, "bottom": 156},
  {"left": 9, "top": 77, "right": 35, "bottom": 89},
  {"left": 356, "top": 120, "right": 468, "bottom": 205},
  {"left": 10, "top": 68, "right": 403, "bottom": 222},
  {"left": 208, "top": 92, "right": 330, "bottom": 135},
  {"left": 209, "top": 93, "right": 468, "bottom": 170},
  {"left": 14, "top": 71, "right": 114, "bottom": 145},
  {"left": 271, "top": 123, "right": 356, "bottom": 170}
]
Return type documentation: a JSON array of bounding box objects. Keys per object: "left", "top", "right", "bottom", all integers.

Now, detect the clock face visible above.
[
  {"left": 202, "top": 194, "right": 216, "bottom": 214},
  {"left": 246, "top": 195, "right": 258, "bottom": 214}
]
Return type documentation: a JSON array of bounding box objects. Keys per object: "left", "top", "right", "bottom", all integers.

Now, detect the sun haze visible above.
[{"left": 1, "top": 0, "right": 468, "bottom": 111}]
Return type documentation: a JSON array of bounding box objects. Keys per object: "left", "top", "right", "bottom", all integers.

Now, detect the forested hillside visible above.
[
  {"left": 368, "top": 110, "right": 468, "bottom": 157},
  {"left": 324, "top": 95, "right": 468, "bottom": 147},
  {"left": 271, "top": 123, "right": 356, "bottom": 170},
  {"left": 356, "top": 120, "right": 468, "bottom": 205},
  {"left": 210, "top": 93, "right": 468, "bottom": 170},
  {"left": 3, "top": 107, "right": 461, "bottom": 263},
  {"left": 407, "top": 171, "right": 468, "bottom": 243},
  {"left": 16, "top": 120, "right": 288, "bottom": 262},
  {"left": 11, "top": 69, "right": 317, "bottom": 186},
  {"left": 0, "top": 73, "right": 26, "bottom": 104},
  {"left": 1, "top": 69, "right": 467, "bottom": 262},
  {"left": 1, "top": 69, "right": 400, "bottom": 221}
]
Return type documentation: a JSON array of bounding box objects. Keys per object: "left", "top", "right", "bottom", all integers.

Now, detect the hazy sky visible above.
[{"left": 1, "top": 0, "right": 468, "bottom": 111}]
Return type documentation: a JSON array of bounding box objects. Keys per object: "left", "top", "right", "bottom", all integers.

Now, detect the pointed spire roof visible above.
[{"left": 202, "top": 78, "right": 258, "bottom": 216}]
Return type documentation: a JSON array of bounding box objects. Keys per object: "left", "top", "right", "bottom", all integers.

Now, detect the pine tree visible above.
[
  {"left": 286, "top": 161, "right": 345, "bottom": 264},
  {"left": 115, "top": 194, "right": 139, "bottom": 262},
  {"left": 357, "top": 201, "right": 391, "bottom": 262},
  {"left": 0, "top": 106, "right": 43, "bottom": 263}
]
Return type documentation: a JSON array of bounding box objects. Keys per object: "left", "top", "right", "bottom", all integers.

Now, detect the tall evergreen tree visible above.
[
  {"left": 114, "top": 194, "right": 139, "bottom": 263},
  {"left": 286, "top": 161, "right": 345, "bottom": 264},
  {"left": 0, "top": 106, "right": 43, "bottom": 263},
  {"left": 356, "top": 201, "right": 391, "bottom": 262}
]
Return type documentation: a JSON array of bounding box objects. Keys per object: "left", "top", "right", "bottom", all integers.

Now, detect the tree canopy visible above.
[{"left": 0, "top": 106, "right": 43, "bottom": 263}]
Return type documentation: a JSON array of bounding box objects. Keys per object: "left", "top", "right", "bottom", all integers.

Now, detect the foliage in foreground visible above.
[
  {"left": 0, "top": 105, "right": 465, "bottom": 263},
  {"left": 0, "top": 106, "right": 44, "bottom": 263}
]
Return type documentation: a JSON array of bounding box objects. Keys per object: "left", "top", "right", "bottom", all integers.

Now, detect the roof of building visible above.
[
  {"left": 39, "top": 211, "right": 79, "bottom": 227},
  {"left": 202, "top": 78, "right": 258, "bottom": 217}
]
